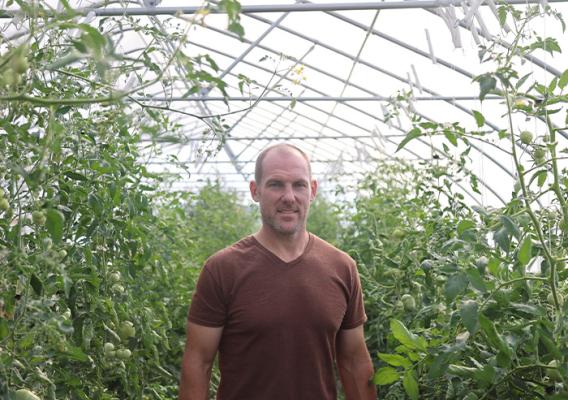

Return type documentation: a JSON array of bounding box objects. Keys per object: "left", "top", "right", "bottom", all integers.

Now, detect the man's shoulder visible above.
[
  {"left": 205, "top": 235, "right": 258, "bottom": 267},
  {"left": 309, "top": 234, "right": 356, "bottom": 266}
]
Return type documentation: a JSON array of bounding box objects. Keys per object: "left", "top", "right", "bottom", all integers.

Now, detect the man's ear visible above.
[
  {"left": 310, "top": 179, "right": 318, "bottom": 202},
  {"left": 250, "top": 180, "right": 259, "bottom": 202}
]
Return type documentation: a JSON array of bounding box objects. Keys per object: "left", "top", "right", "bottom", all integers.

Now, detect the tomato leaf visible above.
[
  {"left": 466, "top": 268, "right": 487, "bottom": 292},
  {"left": 493, "top": 227, "right": 511, "bottom": 252},
  {"left": 428, "top": 353, "right": 450, "bottom": 379},
  {"left": 373, "top": 367, "right": 400, "bottom": 385},
  {"left": 460, "top": 299, "right": 479, "bottom": 335},
  {"left": 396, "top": 128, "right": 421, "bottom": 152},
  {"left": 30, "top": 273, "right": 43, "bottom": 296},
  {"left": 559, "top": 68, "right": 568, "bottom": 89},
  {"left": 46, "top": 209, "right": 65, "bottom": 243},
  {"left": 378, "top": 353, "right": 412, "bottom": 368},
  {"left": 390, "top": 319, "right": 426, "bottom": 351},
  {"left": 472, "top": 110, "right": 485, "bottom": 127},
  {"left": 403, "top": 369, "right": 419, "bottom": 400},
  {"left": 518, "top": 236, "right": 533, "bottom": 265},
  {"left": 445, "top": 272, "right": 468, "bottom": 301}
]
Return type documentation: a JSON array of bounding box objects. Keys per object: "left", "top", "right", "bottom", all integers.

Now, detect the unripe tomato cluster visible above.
[
  {"left": 32, "top": 210, "right": 46, "bottom": 226},
  {"left": 2, "top": 45, "right": 28, "bottom": 87},
  {"left": 118, "top": 320, "right": 136, "bottom": 340},
  {"left": 12, "top": 389, "right": 41, "bottom": 400},
  {"left": 103, "top": 342, "right": 132, "bottom": 360}
]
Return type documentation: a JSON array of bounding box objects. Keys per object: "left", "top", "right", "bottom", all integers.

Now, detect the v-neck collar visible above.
[{"left": 251, "top": 233, "right": 314, "bottom": 266}]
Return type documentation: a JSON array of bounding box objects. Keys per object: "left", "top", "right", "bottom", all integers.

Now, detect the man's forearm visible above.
[
  {"left": 338, "top": 356, "right": 377, "bottom": 400},
  {"left": 178, "top": 356, "right": 213, "bottom": 400}
]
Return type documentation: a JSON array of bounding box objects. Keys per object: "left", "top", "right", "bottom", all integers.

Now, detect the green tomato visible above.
[
  {"left": 111, "top": 284, "right": 125, "bottom": 294},
  {"left": 32, "top": 210, "right": 46, "bottom": 226},
  {"left": 103, "top": 342, "right": 115, "bottom": 354},
  {"left": 13, "top": 389, "right": 41, "bottom": 400},
  {"left": 10, "top": 55, "right": 28, "bottom": 75},
  {"left": 42, "top": 238, "right": 53, "bottom": 249},
  {"left": 58, "top": 250, "right": 67, "bottom": 258},
  {"left": 116, "top": 349, "right": 132, "bottom": 360},
  {"left": 519, "top": 131, "right": 533, "bottom": 145},
  {"left": 475, "top": 256, "right": 489, "bottom": 274},
  {"left": 533, "top": 148, "right": 546, "bottom": 163},
  {"left": 0, "top": 198, "right": 10, "bottom": 212},
  {"left": 420, "top": 259, "right": 433, "bottom": 271},
  {"left": 109, "top": 272, "right": 121, "bottom": 283},
  {"left": 547, "top": 293, "right": 564, "bottom": 306},
  {"left": 118, "top": 321, "right": 136, "bottom": 340},
  {"left": 401, "top": 294, "right": 416, "bottom": 311},
  {"left": 3, "top": 69, "right": 21, "bottom": 87},
  {"left": 392, "top": 229, "right": 405, "bottom": 240}
]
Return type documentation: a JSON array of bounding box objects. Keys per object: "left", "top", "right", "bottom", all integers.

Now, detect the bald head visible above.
[{"left": 254, "top": 143, "right": 311, "bottom": 184}]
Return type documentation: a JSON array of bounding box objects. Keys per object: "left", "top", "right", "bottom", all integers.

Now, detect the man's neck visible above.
[{"left": 254, "top": 228, "right": 310, "bottom": 263}]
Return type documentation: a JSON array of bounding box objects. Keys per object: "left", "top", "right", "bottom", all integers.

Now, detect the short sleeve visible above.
[
  {"left": 188, "top": 262, "right": 227, "bottom": 327},
  {"left": 340, "top": 261, "right": 367, "bottom": 330}
]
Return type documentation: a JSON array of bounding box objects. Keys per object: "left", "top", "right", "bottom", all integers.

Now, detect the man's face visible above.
[{"left": 250, "top": 148, "right": 317, "bottom": 237}]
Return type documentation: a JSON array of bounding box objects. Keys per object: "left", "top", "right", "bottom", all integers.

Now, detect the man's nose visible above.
[{"left": 282, "top": 184, "right": 295, "bottom": 202}]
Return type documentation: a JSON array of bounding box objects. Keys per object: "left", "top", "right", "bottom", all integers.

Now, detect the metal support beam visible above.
[
  {"left": 134, "top": 95, "right": 501, "bottom": 102},
  {"left": 4, "top": 0, "right": 566, "bottom": 18}
]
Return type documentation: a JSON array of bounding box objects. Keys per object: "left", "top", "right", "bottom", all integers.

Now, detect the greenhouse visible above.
[{"left": 1, "top": 0, "right": 568, "bottom": 398}]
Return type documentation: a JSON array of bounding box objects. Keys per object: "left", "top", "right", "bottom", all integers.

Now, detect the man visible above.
[{"left": 179, "top": 143, "right": 376, "bottom": 400}]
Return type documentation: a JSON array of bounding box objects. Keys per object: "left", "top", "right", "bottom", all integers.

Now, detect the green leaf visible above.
[
  {"left": 479, "top": 313, "right": 511, "bottom": 356},
  {"left": 477, "top": 74, "right": 497, "bottom": 101},
  {"left": 373, "top": 367, "right": 400, "bottom": 385},
  {"left": 500, "top": 215, "right": 521, "bottom": 239},
  {"left": 444, "top": 130, "right": 458, "bottom": 146},
  {"left": 537, "top": 170, "right": 548, "bottom": 187},
  {"left": 30, "top": 273, "right": 43, "bottom": 296},
  {"left": 390, "top": 319, "right": 426, "bottom": 351},
  {"left": 403, "top": 369, "right": 419, "bottom": 400},
  {"left": 428, "top": 353, "right": 450, "bottom": 379},
  {"left": 510, "top": 302, "right": 544, "bottom": 316},
  {"left": 46, "top": 209, "right": 65, "bottom": 243},
  {"left": 460, "top": 299, "right": 479, "bottom": 335},
  {"left": 466, "top": 268, "right": 487, "bottom": 293},
  {"left": 474, "top": 364, "right": 496, "bottom": 386},
  {"left": 559, "top": 69, "right": 568, "bottom": 89},
  {"left": 529, "top": 170, "right": 548, "bottom": 188},
  {"left": 487, "top": 258, "right": 500, "bottom": 276},
  {"left": 493, "top": 227, "right": 510, "bottom": 252},
  {"left": 497, "top": 6, "right": 508, "bottom": 28},
  {"left": 396, "top": 128, "right": 421, "bottom": 152},
  {"left": 518, "top": 236, "right": 532, "bottom": 265},
  {"left": 0, "top": 318, "right": 8, "bottom": 341},
  {"left": 378, "top": 353, "right": 412, "bottom": 368},
  {"left": 472, "top": 110, "right": 485, "bottom": 127},
  {"left": 529, "top": 37, "right": 562, "bottom": 55},
  {"left": 64, "top": 345, "right": 89, "bottom": 362},
  {"left": 515, "top": 73, "right": 532, "bottom": 90},
  {"left": 457, "top": 220, "right": 476, "bottom": 236},
  {"left": 444, "top": 272, "right": 468, "bottom": 301},
  {"left": 64, "top": 171, "right": 88, "bottom": 181},
  {"left": 540, "top": 332, "right": 562, "bottom": 359}
]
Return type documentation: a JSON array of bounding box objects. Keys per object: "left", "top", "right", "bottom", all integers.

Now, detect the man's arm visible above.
[
  {"left": 336, "top": 325, "right": 377, "bottom": 400},
  {"left": 179, "top": 321, "right": 224, "bottom": 400}
]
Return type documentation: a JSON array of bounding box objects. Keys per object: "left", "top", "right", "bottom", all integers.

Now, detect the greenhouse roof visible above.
[{"left": 2, "top": 0, "right": 568, "bottom": 206}]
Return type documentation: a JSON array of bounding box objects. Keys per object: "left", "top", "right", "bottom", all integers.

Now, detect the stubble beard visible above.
[{"left": 261, "top": 210, "right": 305, "bottom": 237}]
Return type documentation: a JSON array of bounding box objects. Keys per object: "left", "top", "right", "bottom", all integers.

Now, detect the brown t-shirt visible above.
[{"left": 188, "top": 234, "right": 367, "bottom": 400}]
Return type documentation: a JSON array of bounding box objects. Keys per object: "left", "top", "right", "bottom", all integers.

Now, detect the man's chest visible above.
[{"left": 225, "top": 267, "right": 349, "bottom": 334}]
